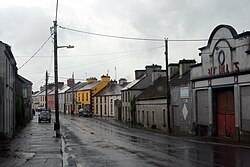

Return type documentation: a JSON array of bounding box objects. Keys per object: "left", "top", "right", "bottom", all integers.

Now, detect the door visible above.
[{"left": 216, "top": 88, "right": 235, "bottom": 138}]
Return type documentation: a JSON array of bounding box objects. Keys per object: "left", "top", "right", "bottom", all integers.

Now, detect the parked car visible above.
[
  {"left": 36, "top": 107, "right": 45, "bottom": 112},
  {"left": 38, "top": 110, "right": 51, "bottom": 123},
  {"left": 79, "top": 109, "right": 92, "bottom": 117}
]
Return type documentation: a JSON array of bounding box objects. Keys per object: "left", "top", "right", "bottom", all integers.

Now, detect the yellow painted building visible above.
[{"left": 77, "top": 75, "right": 110, "bottom": 113}]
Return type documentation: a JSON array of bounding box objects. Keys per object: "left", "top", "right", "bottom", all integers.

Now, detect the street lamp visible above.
[
  {"left": 57, "top": 45, "right": 74, "bottom": 49},
  {"left": 53, "top": 20, "right": 74, "bottom": 137}
]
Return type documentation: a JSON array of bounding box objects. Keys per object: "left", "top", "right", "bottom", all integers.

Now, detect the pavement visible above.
[{"left": 0, "top": 114, "right": 62, "bottom": 167}]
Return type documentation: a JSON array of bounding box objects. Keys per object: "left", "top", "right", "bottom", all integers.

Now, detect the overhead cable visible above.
[
  {"left": 59, "top": 25, "right": 165, "bottom": 42},
  {"left": 16, "top": 45, "right": 164, "bottom": 58},
  {"left": 59, "top": 25, "right": 211, "bottom": 42},
  {"left": 19, "top": 34, "right": 52, "bottom": 70}
]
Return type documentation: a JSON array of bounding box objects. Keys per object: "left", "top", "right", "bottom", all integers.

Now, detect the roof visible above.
[
  {"left": 18, "top": 75, "right": 33, "bottom": 85},
  {"left": 65, "top": 82, "right": 87, "bottom": 93},
  {"left": 121, "top": 78, "right": 141, "bottom": 91},
  {"left": 49, "top": 89, "right": 55, "bottom": 95},
  {"left": 169, "top": 70, "right": 190, "bottom": 87},
  {"left": 136, "top": 76, "right": 167, "bottom": 100},
  {"left": 95, "top": 82, "right": 126, "bottom": 96},
  {"left": 32, "top": 90, "right": 43, "bottom": 97},
  {"left": 79, "top": 81, "right": 101, "bottom": 91},
  {"left": 39, "top": 89, "right": 54, "bottom": 96},
  {"left": 59, "top": 85, "right": 70, "bottom": 94}
]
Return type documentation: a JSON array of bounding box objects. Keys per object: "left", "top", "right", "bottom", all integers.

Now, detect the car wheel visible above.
[
  {"left": 49, "top": 119, "right": 51, "bottom": 123},
  {"left": 38, "top": 119, "right": 41, "bottom": 123}
]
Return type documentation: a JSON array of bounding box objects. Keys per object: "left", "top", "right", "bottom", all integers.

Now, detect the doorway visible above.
[{"left": 216, "top": 88, "right": 235, "bottom": 138}]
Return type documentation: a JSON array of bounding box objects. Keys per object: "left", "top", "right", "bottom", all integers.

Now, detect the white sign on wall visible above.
[{"left": 180, "top": 87, "right": 189, "bottom": 99}]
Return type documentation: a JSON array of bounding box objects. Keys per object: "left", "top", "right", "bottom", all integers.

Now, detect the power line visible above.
[
  {"left": 19, "top": 34, "right": 52, "bottom": 70},
  {"left": 59, "top": 25, "right": 212, "bottom": 42},
  {"left": 15, "top": 45, "right": 164, "bottom": 58},
  {"left": 59, "top": 25, "right": 165, "bottom": 42}
]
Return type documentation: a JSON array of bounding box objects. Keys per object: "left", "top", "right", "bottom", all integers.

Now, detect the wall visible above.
[
  {"left": 136, "top": 99, "right": 167, "bottom": 130},
  {"left": 170, "top": 85, "right": 193, "bottom": 133},
  {"left": 191, "top": 25, "right": 250, "bottom": 140},
  {"left": 0, "top": 42, "right": 16, "bottom": 138}
]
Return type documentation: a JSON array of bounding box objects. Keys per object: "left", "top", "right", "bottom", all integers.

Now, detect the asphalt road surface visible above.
[{"left": 60, "top": 114, "right": 250, "bottom": 167}]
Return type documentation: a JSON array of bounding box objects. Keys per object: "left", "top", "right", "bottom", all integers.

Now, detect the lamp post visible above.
[{"left": 53, "top": 20, "right": 74, "bottom": 137}]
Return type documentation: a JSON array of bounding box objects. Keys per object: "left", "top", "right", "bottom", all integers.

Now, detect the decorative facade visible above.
[{"left": 191, "top": 24, "right": 250, "bottom": 140}]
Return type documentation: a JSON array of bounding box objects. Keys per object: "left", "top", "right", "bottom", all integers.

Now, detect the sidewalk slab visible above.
[{"left": 0, "top": 115, "right": 62, "bottom": 167}]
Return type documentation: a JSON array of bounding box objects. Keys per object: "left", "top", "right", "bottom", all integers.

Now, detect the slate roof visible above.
[
  {"left": 59, "top": 85, "right": 70, "bottom": 94},
  {"left": 169, "top": 70, "right": 190, "bottom": 87},
  {"left": 79, "top": 81, "right": 101, "bottom": 91},
  {"left": 95, "top": 82, "right": 129, "bottom": 97},
  {"left": 121, "top": 75, "right": 146, "bottom": 91},
  {"left": 39, "top": 89, "right": 53, "bottom": 96},
  {"left": 136, "top": 76, "right": 167, "bottom": 100},
  {"left": 65, "top": 82, "right": 87, "bottom": 93},
  {"left": 18, "top": 75, "right": 33, "bottom": 85},
  {"left": 136, "top": 69, "right": 191, "bottom": 101}
]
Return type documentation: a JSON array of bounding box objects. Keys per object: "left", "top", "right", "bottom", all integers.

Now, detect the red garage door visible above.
[{"left": 216, "top": 88, "right": 235, "bottom": 138}]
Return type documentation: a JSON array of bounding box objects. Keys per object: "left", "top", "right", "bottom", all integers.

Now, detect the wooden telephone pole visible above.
[{"left": 165, "top": 39, "right": 171, "bottom": 133}]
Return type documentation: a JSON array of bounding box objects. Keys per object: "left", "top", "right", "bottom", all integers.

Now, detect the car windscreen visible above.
[{"left": 41, "top": 111, "right": 50, "bottom": 116}]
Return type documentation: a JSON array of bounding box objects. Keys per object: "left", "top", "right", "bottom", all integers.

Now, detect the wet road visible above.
[{"left": 60, "top": 114, "right": 250, "bottom": 167}]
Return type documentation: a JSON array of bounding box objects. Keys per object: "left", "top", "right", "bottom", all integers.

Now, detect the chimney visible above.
[
  {"left": 109, "top": 79, "right": 117, "bottom": 86},
  {"left": 145, "top": 64, "right": 162, "bottom": 75},
  {"left": 168, "top": 63, "right": 179, "bottom": 79},
  {"left": 86, "top": 77, "right": 97, "bottom": 83},
  {"left": 178, "top": 59, "right": 196, "bottom": 77},
  {"left": 119, "top": 78, "right": 127, "bottom": 85},
  {"left": 135, "top": 70, "right": 146, "bottom": 79},
  {"left": 152, "top": 70, "right": 166, "bottom": 83},
  {"left": 67, "top": 78, "right": 75, "bottom": 87},
  {"left": 101, "top": 75, "right": 110, "bottom": 83}
]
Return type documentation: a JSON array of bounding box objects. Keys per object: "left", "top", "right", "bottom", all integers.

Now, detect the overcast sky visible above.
[{"left": 1, "top": 0, "right": 249, "bottom": 91}]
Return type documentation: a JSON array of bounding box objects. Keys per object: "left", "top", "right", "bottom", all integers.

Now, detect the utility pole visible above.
[
  {"left": 165, "top": 39, "right": 171, "bottom": 133},
  {"left": 72, "top": 72, "right": 75, "bottom": 115},
  {"left": 53, "top": 20, "right": 60, "bottom": 137},
  {"left": 45, "top": 70, "right": 48, "bottom": 110}
]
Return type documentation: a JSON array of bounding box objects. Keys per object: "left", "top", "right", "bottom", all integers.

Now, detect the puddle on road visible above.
[{"left": 14, "top": 151, "right": 35, "bottom": 160}]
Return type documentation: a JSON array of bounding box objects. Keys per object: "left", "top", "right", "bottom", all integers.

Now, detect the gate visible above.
[{"left": 216, "top": 88, "right": 235, "bottom": 138}]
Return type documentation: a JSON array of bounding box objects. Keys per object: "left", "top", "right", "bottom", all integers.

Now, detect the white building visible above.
[
  {"left": 0, "top": 41, "right": 17, "bottom": 138},
  {"left": 191, "top": 24, "right": 250, "bottom": 141},
  {"left": 59, "top": 85, "right": 70, "bottom": 113},
  {"left": 94, "top": 80, "right": 128, "bottom": 117}
]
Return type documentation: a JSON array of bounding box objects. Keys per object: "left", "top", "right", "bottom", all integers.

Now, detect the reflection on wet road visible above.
[{"left": 61, "top": 114, "right": 250, "bottom": 167}]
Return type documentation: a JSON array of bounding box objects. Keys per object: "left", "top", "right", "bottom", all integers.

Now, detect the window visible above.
[
  {"left": 100, "top": 104, "right": 102, "bottom": 115},
  {"left": 163, "top": 109, "right": 166, "bottom": 125},
  {"left": 86, "top": 93, "right": 88, "bottom": 101},
  {"left": 152, "top": 111, "right": 155, "bottom": 124},
  {"left": 111, "top": 104, "right": 113, "bottom": 115},
  {"left": 138, "top": 110, "right": 140, "bottom": 123},
  {"left": 96, "top": 105, "right": 98, "bottom": 114},
  {"left": 104, "top": 104, "right": 107, "bottom": 114},
  {"left": 147, "top": 111, "right": 149, "bottom": 125},
  {"left": 142, "top": 111, "right": 144, "bottom": 125},
  {"left": 82, "top": 93, "right": 84, "bottom": 101}
]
